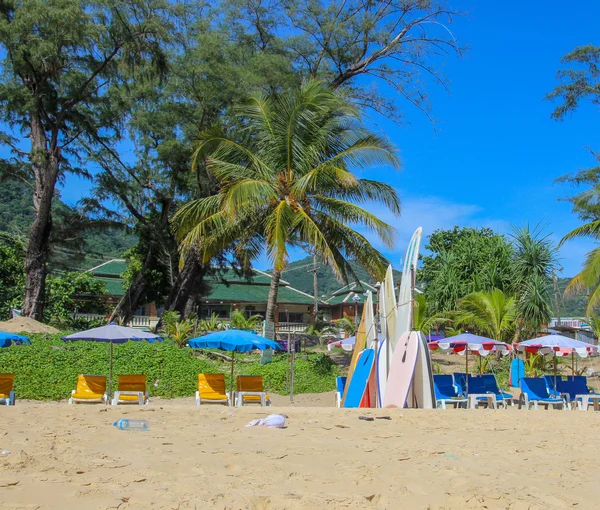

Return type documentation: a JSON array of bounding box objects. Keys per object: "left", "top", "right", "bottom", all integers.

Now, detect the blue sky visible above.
[{"left": 57, "top": 0, "right": 600, "bottom": 277}]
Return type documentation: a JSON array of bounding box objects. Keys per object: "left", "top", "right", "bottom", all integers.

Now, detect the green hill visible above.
[
  {"left": 550, "top": 277, "right": 588, "bottom": 318},
  {"left": 0, "top": 180, "right": 136, "bottom": 270},
  {"left": 279, "top": 256, "right": 402, "bottom": 297}
]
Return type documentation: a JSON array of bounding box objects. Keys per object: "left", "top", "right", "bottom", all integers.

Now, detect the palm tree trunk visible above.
[{"left": 266, "top": 269, "right": 281, "bottom": 324}]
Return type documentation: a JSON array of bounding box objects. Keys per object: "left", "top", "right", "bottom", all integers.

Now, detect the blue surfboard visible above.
[
  {"left": 510, "top": 358, "right": 524, "bottom": 388},
  {"left": 344, "top": 349, "right": 375, "bottom": 408}
]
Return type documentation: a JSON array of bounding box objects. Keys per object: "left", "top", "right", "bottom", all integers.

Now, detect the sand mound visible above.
[{"left": 0, "top": 316, "right": 59, "bottom": 334}]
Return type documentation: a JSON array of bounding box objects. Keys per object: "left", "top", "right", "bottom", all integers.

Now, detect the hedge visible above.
[{"left": 0, "top": 334, "right": 339, "bottom": 400}]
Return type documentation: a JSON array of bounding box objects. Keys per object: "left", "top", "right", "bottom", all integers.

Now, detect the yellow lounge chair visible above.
[
  {"left": 235, "top": 375, "right": 271, "bottom": 407},
  {"left": 196, "top": 374, "right": 231, "bottom": 406},
  {"left": 0, "top": 374, "right": 15, "bottom": 406},
  {"left": 112, "top": 375, "right": 148, "bottom": 405},
  {"left": 69, "top": 375, "right": 107, "bottom": 404}
]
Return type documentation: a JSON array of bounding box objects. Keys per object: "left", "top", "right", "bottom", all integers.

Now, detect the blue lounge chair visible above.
[
  {"left": 542, "top": 375, "right": 561, "bottom": 397},
  {"left": 481, "top": 374, "right": 513, "bottom": 407},
  {"left": 453, "top": 372, "right": 467, "bottom": 395},
  {"left": 518, "top": 377, "right": 568, "bottom": 410},
  {"left": 467, "top": 375, "right": 498, "bottom": 409},
  {"left": 433, "top": 375, "right": 467, "bottom": 409},
  {"left": 558, "top": 376, "right": 600, "bottom": 410},
  {"left": 335, "top": 376, "right": 347, "bottom": 408}
]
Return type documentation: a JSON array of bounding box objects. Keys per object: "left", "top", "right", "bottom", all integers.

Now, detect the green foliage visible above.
[
  {"left": 0, "top": 335, "right": 338, "bottom": 399},
  {"left": 0, "top": 232, "right": 25, "bottom": 320},
  {"left": 198, "top": 313, "right": 225, "bottom": 332},
  {"left": 229, "top": 309, "right": 262, "bottom": 331},
  {"left": 413, "top": 293, "right": 452, "bottom": 334},
  {"left": 457, "top": 288, "right": 516, "bottom": 342},
  {"left": 546, "top": 45, "right": 600, "bottom": 120},
  {"left": 334, "top": 316, "right": 357, "bottom": 336},
  {"left": 420, "top": 227, "right": 515, "bottom": 314},
  {"left": 45, "top": 272, "right": 108, "bottom": 323},
  {"left": 159, "top": 311, "right": 195, "bottom": 348}
]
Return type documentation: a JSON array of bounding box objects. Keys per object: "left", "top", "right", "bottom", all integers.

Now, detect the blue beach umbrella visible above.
[
  {"left": 63, "top": 324, "right": 163, "bottom": 398},
  {"left": 0, "top": 331, "right": 30, "bottom": 348},
  {"left": 189, "top": 329, "right": 281, "bottom": 398}
]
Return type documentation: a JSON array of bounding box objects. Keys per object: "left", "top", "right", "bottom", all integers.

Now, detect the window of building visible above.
[{"left": 279, "top": 312, "right": 305, "bottom": 323}]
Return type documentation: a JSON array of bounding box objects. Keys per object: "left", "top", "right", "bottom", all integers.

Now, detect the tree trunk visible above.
[
  {"left": 163, "top": 252, "right": 206, "bottom": 318},
  {"left": 109, "top": 270, "right": 147, "bottom": 325},
  {"left": 265, "top": 268, "right": 281, "bottom": 324},
  {"left": 22, "top": 115, "right": 60, "bottom": 321}
]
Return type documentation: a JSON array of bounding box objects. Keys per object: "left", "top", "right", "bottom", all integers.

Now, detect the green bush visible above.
[{"left": 0, "top": 334, "right": 338, "bottom": 400}]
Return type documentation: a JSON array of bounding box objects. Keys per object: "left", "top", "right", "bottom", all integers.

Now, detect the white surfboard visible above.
[
  {"left": 407, "top": 331, "right": 435, "bottom": 409},
  {"left": 382, "top": 331, "right": 419, "bottom": 408},
  {"left": 364, "top": 291, "right": 377, "bottom": 348},
  {"left": 376, "top": 266, "right": 397, "bottom": 407},
  {"left": 397, "top": 227, "right": 422, "bottom": 336}
]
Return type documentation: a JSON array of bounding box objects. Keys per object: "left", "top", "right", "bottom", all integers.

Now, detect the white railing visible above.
[
  {"left": 75, "top": 313, "right": 159, "bottom": 330},
  {"left": 277, "top": 322, "right": 308, "bottom": 333}
]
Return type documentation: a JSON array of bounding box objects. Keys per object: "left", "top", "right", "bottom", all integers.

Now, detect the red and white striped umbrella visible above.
[{"left": 428, "top": 333, "right": 512, "bottom": 357}]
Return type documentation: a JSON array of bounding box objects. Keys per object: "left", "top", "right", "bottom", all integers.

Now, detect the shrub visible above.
[{"left": 0, "top": 334, "right": 338, "bottom": 399}]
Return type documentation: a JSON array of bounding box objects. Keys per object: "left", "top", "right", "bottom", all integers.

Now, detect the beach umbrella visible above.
[
  {"left": 0, "top": 330, "right": 30, "bottom": 348},
  {"left": 188, "top": 329, "right": 281, "bottom": 399},
  {"left": 515, "top": 335, "right": 598, "bottom": 392},
  {"left": 327, "top": 333, "right": 383, "bottom": 352},
  {"left": 428, "top": 333, "right": 512, "bottom": 393},
  {"left": 62, "top": 324, "right": 163, "bottom": 398}
]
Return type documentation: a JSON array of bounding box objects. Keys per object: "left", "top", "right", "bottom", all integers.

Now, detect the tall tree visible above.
[
  {"left": 173, "top": 80, "right": 401, "bottom": 323},
  {"left": 420, "top": 227, "right": 514, "bottom": 313},
  {"left": 548, "top": 45, "right": 600, "bottom": 316},
  {"left": 0, "top": 0, "right": 169, "bottom": 319},
  {"left": 511, "top": 225, "right": 556, "bottom": 338}
]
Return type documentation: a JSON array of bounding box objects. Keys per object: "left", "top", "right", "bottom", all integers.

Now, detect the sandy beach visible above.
[{"left": 0, "top": 396, "right": 599, "bottom": 509}]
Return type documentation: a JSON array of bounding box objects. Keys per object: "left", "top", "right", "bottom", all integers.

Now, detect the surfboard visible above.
[
  {"left": 383, "top": 331, "right": 419, "bottom": 408},
  {"left": 397, "top": 227, "right": 422, "bottom": 336},
  {"left": 340, "top": 308, "right": 367, "bottom": 406},
  {"left": 376, "top": 268, "right": 395, "bottom": 407},
  {"left": 510, "top": 358, "right": 525, "bottom": 388},
  {"left": 407, "top": 331, "right": 435, "bottom": 409},
  {"left": 343, "top": 349, "right": 375, "bottom": 408}
]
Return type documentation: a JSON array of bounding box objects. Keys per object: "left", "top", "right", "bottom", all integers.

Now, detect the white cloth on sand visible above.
[{"left": 245, "top": 414, "right": 286, "bottom": 428}]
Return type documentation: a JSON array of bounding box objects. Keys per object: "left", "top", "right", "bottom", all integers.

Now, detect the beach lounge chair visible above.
[
  {"left": 481, "top": 374, "right": 513, "bottom": 406},
  {"left": 543, "top": 375, "right": 561, "bottom": 397},
  {"left": 196, "top": 374, "right": 230, "bottom": 406},
  {"left": 112, "top": 375, "right": 148, "bottom": 405},
  {"left": 69, "top": 375, "right": 108, "bottom": 404},
  {"left": 0, "top": 374, "right": 15, "bottom": 406},
  {"left": 335, "top": 376, "right": 347, "bottom": 408},
  {"left": 453, "top": 372, "right": 467, "bottom": 395},
  {"left": 466, "top": 376, "right": 499, "bottom": 409},
  {"left": 235, "top": 375, "right": 270, "bottom": 407},
  {"left": 558, "top": 376, "right": 600, "bottom": 410},
  {"left": 518, "top": 377, "right": 568, "bottom": 410},
  {"left": 433, "top": 375, "right": 466, "bottom": 409}
]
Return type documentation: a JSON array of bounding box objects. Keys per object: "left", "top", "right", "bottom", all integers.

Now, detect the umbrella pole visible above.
[
  {"left": 230, "top": 351, "right": 235, "bottom": 406},
  {"left": 572, "top": 352, "right": 575, "bottom": 377},
  {"left": 466, "top": 349, "right": 469, "bottom": 395},
  {"left": 109, "top": 340, "right": 113, "bottom": 404},
  {"left": 554, "top": 351, "right": 557, "bottom": 393}
]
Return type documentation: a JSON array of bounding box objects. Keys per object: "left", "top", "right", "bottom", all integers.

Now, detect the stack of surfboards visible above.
[{"left": 342, "top": 227, "right": 435, "bottom": 409}]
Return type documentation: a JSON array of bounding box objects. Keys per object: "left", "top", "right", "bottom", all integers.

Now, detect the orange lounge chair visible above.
[
  {"left": 112, "top": 375, "right": 148, "bottom": 405},
  {"left": 196, "top": 374, "right": 231, "bottom": 406},
  {"left": 0, "top": 374, "right": 15, "bottom": 406},
  {"left": 235, "top": 375, "right": 271, "bottom": 407},
  {"left": 69, "top": 375, "right": 107, "bottom": 404}
]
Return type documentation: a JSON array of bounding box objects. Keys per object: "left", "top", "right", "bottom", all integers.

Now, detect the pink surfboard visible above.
[{"left": 382, "top": 331, "right": 419, "bottom": 408}]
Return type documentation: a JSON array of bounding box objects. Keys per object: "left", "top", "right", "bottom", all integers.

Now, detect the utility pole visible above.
[{"left": 553, "top": 271, "right": 561, "bottom": 328}]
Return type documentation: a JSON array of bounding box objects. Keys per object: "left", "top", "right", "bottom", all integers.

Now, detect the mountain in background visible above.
[
  {"left": 551, "top": 277, "right": 588, "bottom": 318},
  {"left": 0, "top": 180, "right": 136, "bottom": 271},
  {"left": 279, "top": 256, "right": 402, "bottom": 298}
]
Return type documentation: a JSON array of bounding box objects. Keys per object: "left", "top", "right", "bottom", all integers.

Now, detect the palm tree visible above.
[
  {"left": 229, "top": 309, "right": 263, "bottom": 331},
  {"left": 457, "top": 288, "right": 516, "bottom": 342},
  {"left": 413, "top": 294, "right": 452, "bottom": 334},
  {"left": 173, "top": 81, "right": 401, "bottom": 323},
  {"left": 511, "top": 225, "right": 556, "bottom": 337}
]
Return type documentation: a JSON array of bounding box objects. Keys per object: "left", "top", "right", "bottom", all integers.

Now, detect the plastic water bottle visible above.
[{"left": 113, "top": 419, "right": 149, "bottom": 431}]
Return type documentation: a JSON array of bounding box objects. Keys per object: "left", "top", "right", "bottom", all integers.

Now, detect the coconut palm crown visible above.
[{"left": 173, "top": 81, "right": 401, "bottom": 322}]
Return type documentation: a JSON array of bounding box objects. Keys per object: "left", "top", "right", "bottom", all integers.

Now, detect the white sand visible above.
[{"left": 0, "top": 396, "right": 599, "bottom": 509}]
